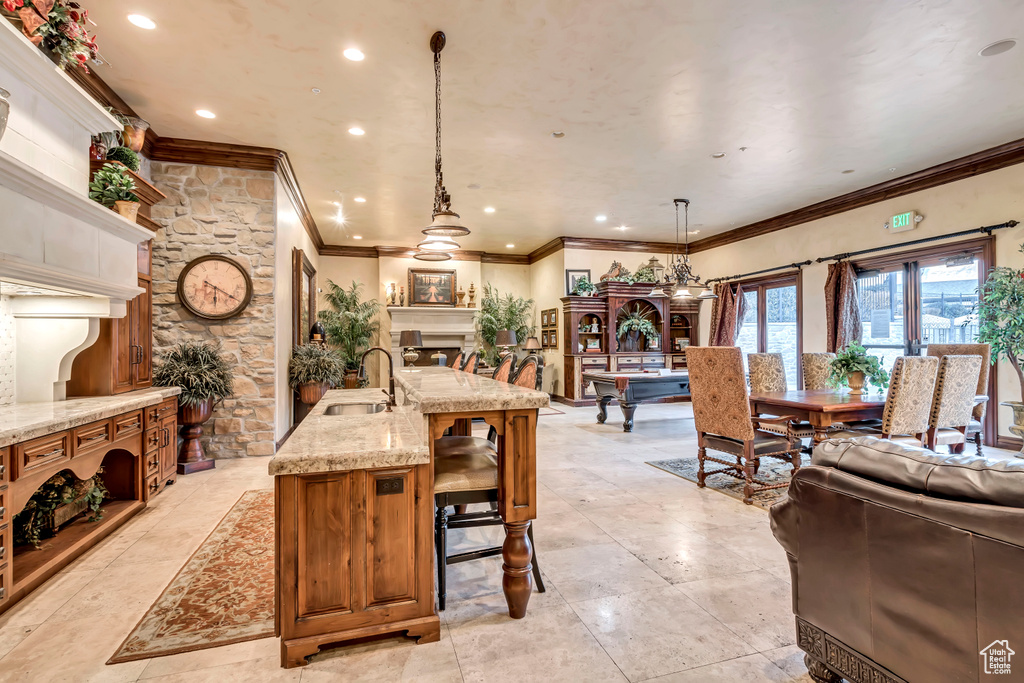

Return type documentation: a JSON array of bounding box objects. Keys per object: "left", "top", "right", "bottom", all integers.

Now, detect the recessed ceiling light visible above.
[
  {"left": 353, "top": 197, "right": 366, "bottom": 203},
  {"left": 690, "top": 230, "right": 700, "bottom": 235},
  {"left": 615, "top": 225, "right": 629, "bottom": 231},
  {"left": 484, "top": 207, "right": 495, "bottom": 213},
  {"left": 332, "top": 201, "right": 340, "bottom": 206},
  {"left": 348, "top": 127, "right": 365, "bottom": 136},
  {"left": 889, "top": 167, "right": 897, "bottom": 173},
  {"left": 127, "top": 14, "right": 156, "bottom": 29},
  {"left": 343, "top": 48, "right": 365, "bottom": 61},
  {"left": 353, "top": 235, "right": 363, "bottom": 240},
  {"left": 506, "top": 243, "right": 515, "bottom": 248},
  {"left": 551, "top": 131, "right": 565, "bottom": 138},
  {"left": 595, "top": 215, "right": 607, "bottom": 222},
  {"left": 979, "top": 39, "right": 1016, "bottom": 57},
  {"left": 841, "top": 169, "right": 855, "bottom": 174},
  {"left": 311, "top": 87, "right": 321, "bottom": 94},
  {"left": 195, "top": 109, "right": 216, "bottom": 119},
  {"left": 711, "top": 152, "right": 726, "bottom": 159},
  {"left": 467, "top": 183, "right": 481, "bottom": 190}
]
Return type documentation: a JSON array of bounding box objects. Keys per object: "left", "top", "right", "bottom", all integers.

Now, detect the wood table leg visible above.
[
  {"left": 810, "top": 414, "right": 833, "bottom": 445},
  {"left": 596, "top": 396, "right": 612, "bottom": 424},
  {"left": 501, "top": 520, "right": 533, "bottom": 619},
  {"left": 620, "top": 402, "right": 638, "bottom": 432}
]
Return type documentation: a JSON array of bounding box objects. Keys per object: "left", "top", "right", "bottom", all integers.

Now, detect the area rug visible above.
[
  {"left": 108, "top": 490, "right": 275, "bottom": 663},
  {"left": 646, "top": 457, "right": 796, "bottom": 510}
]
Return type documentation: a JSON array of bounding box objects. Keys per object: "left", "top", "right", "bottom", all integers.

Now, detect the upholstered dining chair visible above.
[
  {"left": 510, "top": 355, "right": 541, "bottom": 390},
  {"left": 687, "top": 346, "right": 802, "bottom": 504},
  {"left": 491, "top": 354, "right": 516, "bottom": 383},
  {"left": 449, "top": 350, "right": 464, "bottom": 370},
  {"left": 830, "top": 356, "right": 939, "bottom": 447},
  {"left": 801, "top": 352, "right": 835, "bottom": 390},
  {"left": 926, "top": 354, "right": 983, "bottom": 452},
  {"left": 927, "top": 343, "right": 991, "bottom": 455},
  {"left": 460, "top": 351, "right": 480, "bottom": 374},
  {"left": 747, "top": 353, "right": 815, "bottom": 444}
]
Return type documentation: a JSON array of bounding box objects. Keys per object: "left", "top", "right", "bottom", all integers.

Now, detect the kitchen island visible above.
[{"left": 270, "top": 369, "right": 547, "bottom": 668}]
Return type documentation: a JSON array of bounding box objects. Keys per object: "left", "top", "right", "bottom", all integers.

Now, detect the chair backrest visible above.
[
  {"left": 449, "top": 351, "right": 464, "bottom": 369},
  {"left": 686, "top": 346, "right": 755, "bottom": 442},
  {"left": 881, "top": 356, "right": 938, "bottom": 437},
  {"left": 461, "top": 351, "right": 479, "bottom": 374},
  {"left": 492, "top": 354, "right": 515, "bottom": 383},
  {"left": 802, "top": 352, "right": 836, "bottom": 390},
  {"left": 748, "top": 353, "right": 787, "bottom": 392},
  {"left": 927, "top": 343, "right": 991, "bottom": 421},
  {"left": 929, "top": 355, "right": 983, "bottom": 430},
  {"left": 511, "top": 355, "right": 540, "bottom": 390}
]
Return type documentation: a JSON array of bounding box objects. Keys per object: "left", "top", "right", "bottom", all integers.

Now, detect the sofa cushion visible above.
[{"left": 813, "top": 436, "right": 1024, "bottom": 507}]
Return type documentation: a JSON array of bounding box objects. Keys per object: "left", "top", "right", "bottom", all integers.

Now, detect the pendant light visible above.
[
  {"left": 415, "top": 31, "right": 468, "bottom": 262},
  {"left": 661, "top": 199, "right": 717, "bottom": 300}
]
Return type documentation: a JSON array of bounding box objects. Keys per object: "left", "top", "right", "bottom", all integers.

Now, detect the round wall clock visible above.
[{"left": 177, "top": 255, "right": 253, "bottom": 320}]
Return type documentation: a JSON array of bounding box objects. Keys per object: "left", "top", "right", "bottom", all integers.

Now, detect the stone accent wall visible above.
[
  {"left": 150, "top": 162, "right": 278, "bottom": 458},
  {"left": 0, "top": 296, "right": 14, "bottom": 406}
]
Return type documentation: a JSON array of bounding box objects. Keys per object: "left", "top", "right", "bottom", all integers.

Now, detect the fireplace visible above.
[
  {"left": 406, "top": 347, "right": 461, "bottom": 367},
  {"left": 388, "top": 306, "right": 477, "bottom": 366}
]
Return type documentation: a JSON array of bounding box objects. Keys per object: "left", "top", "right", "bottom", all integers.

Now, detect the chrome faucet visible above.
[{"left": 360, "top": 347, "right": 396, "bottom": 411}]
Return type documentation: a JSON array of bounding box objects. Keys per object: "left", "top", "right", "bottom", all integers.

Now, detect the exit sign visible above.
[{"left": 887, "top": 210, "right": 919, "bottom": 234}]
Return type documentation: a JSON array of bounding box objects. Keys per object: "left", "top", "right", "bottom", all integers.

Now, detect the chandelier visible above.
[
  {"left": 415, "top": 31, "right": 469, "bottom": 262},
  {"left": 651, "top": 199, "right": 717, "bottom": 299}
]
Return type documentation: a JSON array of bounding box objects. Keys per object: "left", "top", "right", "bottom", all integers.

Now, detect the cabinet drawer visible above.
[
  {"left": 146, "top": 399, "right": 177, "bottom": 427},
  {"left": 581, "top": 356, "right": 608, "bottom": 367},
  {"left": 114, "top": 411, "right": 144, "bottom": 440},
  {"left": 73, "top": 420, "right": 113, "bottom": 457},
  {"left": 0, "top": 447, "right": 7, "bottom": 484},
  {"left": 0, "top": 524, "right": 6, "bottom": 565},
  {"left": 144, "top": 472, "right": 161, "bottom": 501},
  {"left": 144, "top": 427, "right": 161, "bottom": 454},
  {"left": 0, "top": 561, "right": 7, "bottom": 603},
  {"left": 145, "top": 450, "right": 160, "bottom": 477},
  {"left": 0, "top": 487, "right": 6, "bottom": 526},
  {"left": 14, "top": 432, "right": 70, "bottom": 479}
]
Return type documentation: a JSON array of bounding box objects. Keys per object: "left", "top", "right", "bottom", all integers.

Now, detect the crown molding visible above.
[
  {"left": 482, "top": 253, "right": 530, "bottom": 265},
  {"left": 319, "top": 244, "right": 379, "bottom": 258}
]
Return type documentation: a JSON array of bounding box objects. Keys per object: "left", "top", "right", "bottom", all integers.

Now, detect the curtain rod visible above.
[
  {"left": 705, "top": 261, "right": 812, "bottom": 284},
  {"left": 814, "top": 220, "right": 1018, "bottom": 263}
]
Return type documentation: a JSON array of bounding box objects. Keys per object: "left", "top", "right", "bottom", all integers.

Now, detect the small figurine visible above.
[{"left": 468, "top": 282, "right": 476, "bottom": 308}]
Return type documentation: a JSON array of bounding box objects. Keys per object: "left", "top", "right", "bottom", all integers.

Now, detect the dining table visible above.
[{"left": 749, "top": 389, "right": 990, "bottom": 445}]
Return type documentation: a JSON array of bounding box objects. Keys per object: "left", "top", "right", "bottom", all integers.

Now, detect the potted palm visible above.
[
  {"left": 289, "top": 344, "right": 345, "bottom": 405},
  {"left": 617, "top": 305, "right": 659, "bottom": 353},
  {"left": 476, "top": 284, "right": 535, "bottom": 365},
  {"left": 318, "top": 280, "right": 381, "bottom": 389},
  {"left": 153, "top": 341, "right": 233, "bottom": 473},
  {"left": 88, "top": 163, "right": 140, "bottom": 222},
  {"left": 827, "top": 341, "right": 889, "bottom": 395},
  {"left": 978, "top": 246, "right": 1024, "bottom": 429}
]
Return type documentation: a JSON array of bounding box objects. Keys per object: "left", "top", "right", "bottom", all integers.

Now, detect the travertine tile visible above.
[
  {"left": 764, "top": 644, "right": 815, "bottom": 682},
  {"left": 0, "top": 569, "right": 100, "bottom": 628},
  {"left": 139, "top": 636, "right": 279, "bottom": 679},
  {"left": 581, "top": 502, "right": 697, "bottom": 542},
  {"left": 540, "top": 542, "right": 669, "bottom": 603},
  {"left": 618, "top": 528, "right": 755, "bottom": 584},
  {"left": 645, "top": 652, "right": 802, "bottom": 682},
  {"left": 530, "top": 508, "right": 615, "bottom": 551},
  {"left": 302, "top": 624, "right": 462, "bottom": 682},
  {"left": 140, "top": 656, "right": 301, "bottom": 682}
]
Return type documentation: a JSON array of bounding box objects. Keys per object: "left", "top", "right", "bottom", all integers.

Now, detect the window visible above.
[{"left": 733, "top": 272, "right": 802, "bottom": 388}]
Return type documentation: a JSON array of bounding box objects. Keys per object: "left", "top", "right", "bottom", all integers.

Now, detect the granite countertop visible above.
[
  {"left": 268, "top": 388, "right": 429, "bottom": 476},
  {"left": 395, "top": 366, "right": 549, "bottom": 413},
  {"left": 0, "top": 387, "right": 181, "bottom": 449}
]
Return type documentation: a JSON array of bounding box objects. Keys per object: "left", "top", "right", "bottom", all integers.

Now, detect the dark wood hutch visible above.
[{"left": 561, "top": 281, "right": 702, "bottom": 406}]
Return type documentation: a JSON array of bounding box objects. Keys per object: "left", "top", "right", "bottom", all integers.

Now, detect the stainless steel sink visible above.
[{"left": 323, "top": 403, "right": 386, "bottom": 416}]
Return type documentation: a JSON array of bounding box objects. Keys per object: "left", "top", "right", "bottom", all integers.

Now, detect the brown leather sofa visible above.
[{"left": 770, "top": 436, "right": 1024, "bottom": 683}]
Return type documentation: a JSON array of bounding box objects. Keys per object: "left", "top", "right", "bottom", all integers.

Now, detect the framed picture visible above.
[
  {"left": 647, "top": 336, "right": 661, "bottom": 351},
  {"left": 565, "top": 269, "right": 591, "bottom": 296},
  {"left": 674, "top": 338, "right": 689, "bottom": 351},
  {"left": 408, "top": 268, "right": 456, "bottom": 307},
  {"left": 542, "top": 311, "right": 550, "bottom": 326},
  {"left": 585, "top": 337, "right": 601, "bottom": 350}
]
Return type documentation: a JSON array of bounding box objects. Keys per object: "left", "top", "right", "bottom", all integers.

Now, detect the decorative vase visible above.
[
  {"left": 468, "top": 282, "right": 476, "bottom": 308},
  {"left": 456, "top": 287, "right": 466, "bottom": 308},
  {"left": 847, "top": 371, "right": 866, "bottom": 396},
  {"left": 1000, "top": 402, "right": 1024, "bottom": 452},
  {"left": 622, "top": 330, "right": 641, "bottom": 353},
  {"left": 113, "top": 200, "right": 140, "bottom": 222},
  {"left": 343, "top": 370, "right": 360, "bottom": 390},
  {"left": 298, "top": 382, "right": 329, "bottom": 406},
  {"left": 89, "top": 139, "right": 106, "bottom": 160},
  {"left": 123, "top": 116, "right": 149, "bottom": 153},
  {"left": 399, "top": 287, "right": 406, "bottom": 307},
  {"left": 177, "top": 398, "right": 216, "bottom": 475},
  {"left": 0, "top": 87, "right": 9, "bottom": 144}
]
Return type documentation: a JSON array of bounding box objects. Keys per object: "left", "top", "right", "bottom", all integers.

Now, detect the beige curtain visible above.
[
  {"left": 825, "top": 262, "right": 862, "bottom": 352},
  {"left": 708, "top": 283, "right": 740, "bottom": 346}
]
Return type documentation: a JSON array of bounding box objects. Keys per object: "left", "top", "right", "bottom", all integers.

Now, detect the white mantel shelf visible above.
[{"left": 387, "top": 306, "right": 478, "bottom": 359}]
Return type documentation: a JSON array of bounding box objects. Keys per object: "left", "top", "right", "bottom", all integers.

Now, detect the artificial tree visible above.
[
  {"left": 317, "top": 280, "right": 381, "bottom": 388},
  {"left": 476, "top": 284, "right": 535, "bottom": 365},
  {"left": 289, "top": 343, "right": 345, "bottom": 405},
  {"left": 978, "top": 245, "right": 1024, "bottom": 425}
]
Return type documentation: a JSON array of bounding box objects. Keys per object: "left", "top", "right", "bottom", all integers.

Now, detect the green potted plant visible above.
[
  {"left": 571, "top": 275, "right": 596, "bottom": 296},
  {"left": 476, "top": 284, "right": 535, "bottom": 365},
  {"left": 616, "top": 304, "right": 659, "bottom": 353},
  {"left": 88, "top": 163, "right": 140, "bottom": 222},
  {"left": 2, "top": 0, "right": 99, "bottom": 72},
  {"left": 318, "top": 280, "right": 381, "bottom": 388},
  {"left": 153, "top": 341, "right": 233, "bottom": 473},
  {"left": 104, "top": 145, "right": 141, "bottom": 172},
  {"left": 827, "top": 341, "right": 890, "bottom": 395},
  {"left": 13, "top": 468, "right": 107, "bottom": 549},
  {"left": 978, "top": 244, "right": 1024, "bottom": 428},
  {"left": 289, "top": 344, "right": 345, "bottom": 405}
]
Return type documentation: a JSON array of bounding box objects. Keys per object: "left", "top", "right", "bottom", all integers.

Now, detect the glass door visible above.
[
  {"left": 918, "top": 257, "right": 981, "bottom": 351},
  {"left": 733, "top": 276, "right": 802, "bottom": 387},
  {"left": 856, "top": 267, "right": 906, "bottom": 373}
]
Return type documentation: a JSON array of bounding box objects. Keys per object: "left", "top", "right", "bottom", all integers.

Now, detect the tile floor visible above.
[{"left": 0, "top": 402, "right": 1012, "bottom": 682}]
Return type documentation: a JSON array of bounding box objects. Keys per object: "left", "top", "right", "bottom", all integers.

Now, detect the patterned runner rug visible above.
[
  {"left": 646, "top": 457, "right": 794, "bottom": 510},
  {"left": 108, "top": 489, "right": 274, "bottom": 663}
]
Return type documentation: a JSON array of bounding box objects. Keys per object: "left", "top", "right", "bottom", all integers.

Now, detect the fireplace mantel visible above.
[{"left": 387, "top": 306, "right": 477, "bottom": 362}]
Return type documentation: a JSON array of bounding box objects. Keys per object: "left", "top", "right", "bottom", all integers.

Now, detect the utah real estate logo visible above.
[{"left": 980, "top": 640, "right": 1014, "bottom": 675}]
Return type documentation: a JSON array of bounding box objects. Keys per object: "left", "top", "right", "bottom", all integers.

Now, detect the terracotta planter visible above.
[
  {"left": 343, "top": 370, "right": 360, "bottom": 390},
  {"left": 114, "top": 200, "right": 140, "bottom": 222},
  {"left": 177, "top": 398, "right": 216, "bottom": 475},
  {"left": 847, "top": 371, "right": 866, "bottom": 396},
  {"left": 298, "top": 382, "right": 329, "bottom": 406},
  {"left": 123, "top": 116, "right": 149, "bottom": 153}
]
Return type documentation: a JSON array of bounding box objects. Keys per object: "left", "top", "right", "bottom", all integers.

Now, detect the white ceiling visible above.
[{"left": 83, "top": 0, "right": 1024, "bottom": 253}]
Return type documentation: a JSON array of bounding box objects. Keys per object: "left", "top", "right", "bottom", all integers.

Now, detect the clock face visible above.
[{"left": 177, "top": 256, "right": 253, "bottom": 320}]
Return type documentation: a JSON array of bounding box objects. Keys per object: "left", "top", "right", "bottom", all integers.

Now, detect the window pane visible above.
[
  {"left": 857, "top": 269, "right": 904, "bottom": 374},
  {"left": 920, "top": 260, "right": 980, "bottom": 347},
  {"left": 765, "top": 285, "right": 798, "bottom": 388},
  {"left": 736, "top": 290, "right": 759, "bottom": 374}
]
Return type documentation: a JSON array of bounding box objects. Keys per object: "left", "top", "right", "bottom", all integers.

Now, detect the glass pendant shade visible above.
[
  {"left": 422, "top": 210, "right": 470, "bottom": 238},
  {"left": 413, "top": 251, "right": 452, "bottom": 262},
  {"left": 698, "top": 288, "right": 719, "bottom": 299},
  {"left": 648, "top": 285, "right": 669, "bottom": 298},
  {"left": 417, "top": 234, "right": 461, "bottom": 252},
  {"left": 672, "top": 286, "right": 693, "bottom": 299}
]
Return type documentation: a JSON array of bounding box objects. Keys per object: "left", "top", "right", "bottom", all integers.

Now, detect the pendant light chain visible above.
[{"left": 433, "top": 48, "right": 450, "bottom": 215}]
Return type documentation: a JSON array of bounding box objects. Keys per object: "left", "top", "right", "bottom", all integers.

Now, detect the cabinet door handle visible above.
[
  {"left": 0, "top": 507, "right": 5, "bottom": 519},
  {"left": 82, "top": 433, "right": 108, "bottom": 444},
  {"left": 40, "top": 448, "right": 65, "bottom": 458}
]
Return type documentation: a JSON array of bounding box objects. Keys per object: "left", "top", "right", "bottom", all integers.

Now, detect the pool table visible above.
[{"left": 582, "top": 370, "right": 690, "bottom": 432}]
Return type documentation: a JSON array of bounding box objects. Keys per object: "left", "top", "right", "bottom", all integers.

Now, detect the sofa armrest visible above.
[{"left": 769, "top": 495, "right": 799, "bottom": 557}]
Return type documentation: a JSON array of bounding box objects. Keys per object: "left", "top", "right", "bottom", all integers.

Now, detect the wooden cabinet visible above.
[
  {"left": 144, "top": 398, "right": 178, "bottom": 496},
  {"left": 67, "top": 274, "right": 153, "bottom": 396},
  {"left": 276, "top": 464, "right": 438, "bottom": 667}
]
